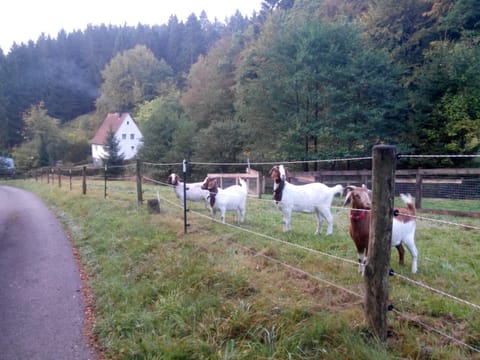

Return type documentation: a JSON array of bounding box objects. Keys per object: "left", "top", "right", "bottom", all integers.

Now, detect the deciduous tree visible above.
[{"left": 96, "top": 45, "right": 173, "bottom": 113}]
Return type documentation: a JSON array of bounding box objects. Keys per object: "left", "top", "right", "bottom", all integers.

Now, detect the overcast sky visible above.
[{"left": 0, "top": 0, "right": 262, "bottom": 54}]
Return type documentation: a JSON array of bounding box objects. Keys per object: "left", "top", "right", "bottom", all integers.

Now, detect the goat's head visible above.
[
  {"left": 201, "top": 176, "right": 218, "bottom": 207},
  {"left": 167, "top": 173, "right": 179, "bottom": 186},
  {"left": 344, "top": 185, "right": 372, "bottom": 210},
  {"left": 270, "top": 165, "right": 286, "bottom": 202},
  {"left": 270, "top": 165, "right": 281, "bottom": 184},
  {"left": 201, "top": 176, "right": 218, "bottom": 192}
]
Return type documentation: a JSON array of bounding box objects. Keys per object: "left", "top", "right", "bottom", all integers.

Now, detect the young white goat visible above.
[
  {"left": 270, "top": 165, "right": 344, "bottom": 235},
  {"left": 344, "top": 185, "right": 418, "bottom": 274},
  {"left": 201, "top": 177, "right": 248, "bottom": 224},
  {"left": 167, "top": 173, "right": 210, "bottom": 208}
]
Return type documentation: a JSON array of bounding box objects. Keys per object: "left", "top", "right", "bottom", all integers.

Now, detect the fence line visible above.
[
  {"left": 391, "top": 308, "right": 480, "bottom": 353},
  {"left": 157, "top": 189, "right": 479, "bottom": 353},
  {"left": 160, "top": 186, "right": 479, "bottom": 314},
  {"left": 391, "top": 271, "right": 480, "bottom": 311},
  {"left": 399, "top": 154, "right": 480, "bottom": 159},
  {"left": 19, "top": 154, "right": 479, "bottom": 354}
]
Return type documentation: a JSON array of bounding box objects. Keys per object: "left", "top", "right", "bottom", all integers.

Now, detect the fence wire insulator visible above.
[
  {"left": 393, "top": 209, "right": 399, "bottom": 217},
  {"left": 388, "top": 304, "right": 394, "bottom": 311},
  {"left": 389, "top": 268, "right": 395, "bottom": 277}
]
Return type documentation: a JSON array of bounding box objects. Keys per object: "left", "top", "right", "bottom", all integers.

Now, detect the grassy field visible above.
[{"left": 2, "top": 178, "right": 479, "bottom": 359}]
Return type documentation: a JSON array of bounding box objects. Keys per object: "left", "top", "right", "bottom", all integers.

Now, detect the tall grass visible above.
[{"left": 3, "top": 179, "right": 479, "bottom": 359}]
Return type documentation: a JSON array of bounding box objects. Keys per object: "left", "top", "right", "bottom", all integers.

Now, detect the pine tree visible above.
[{"left": 101, "top": 128, "right": 125, "bottom": 175}]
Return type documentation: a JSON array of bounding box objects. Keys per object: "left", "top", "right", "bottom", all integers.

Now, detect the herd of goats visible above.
[{"left": 167, "top": 164, "right": 418, "bottom": 275}]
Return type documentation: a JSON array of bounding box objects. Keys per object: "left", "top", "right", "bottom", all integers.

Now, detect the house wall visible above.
[
  {"left": 116, "top": 115, "right": 143, "bottom": 160},
  {"left": 91, "top": 114, "right": 143, "bottom": 166}
]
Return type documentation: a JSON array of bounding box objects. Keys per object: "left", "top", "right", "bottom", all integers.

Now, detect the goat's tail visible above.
[{"left": 400, "top": 193, "right": 415, "bottom": 213}]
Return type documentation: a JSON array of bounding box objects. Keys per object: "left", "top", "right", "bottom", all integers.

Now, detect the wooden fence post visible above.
[
  {"left": 58, "top": 167, "right": 62, "bottom": 188},
  {"left": 104, "top": 165, "right": 107, "bottom": 199},
  {"left": 364, "top": 145, "right": 396, "bottom": 342},
  {"left": 136, "top": 160, "right": 143, "bottom": 204},
  {"left": 82, "top": 166, "right": 87, "bottom": 195}
]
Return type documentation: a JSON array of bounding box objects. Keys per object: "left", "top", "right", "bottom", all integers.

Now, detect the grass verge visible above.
[{"left": 2, "top": 179, "right": 479, "bottom": 359}]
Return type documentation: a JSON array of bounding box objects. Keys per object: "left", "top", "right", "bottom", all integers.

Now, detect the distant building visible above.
[
  {"left": 0, "top": 156, "right": 15, "bottom": 175},
  {"left": 91, "top": 113, "right": 143, "bottom": 167}
]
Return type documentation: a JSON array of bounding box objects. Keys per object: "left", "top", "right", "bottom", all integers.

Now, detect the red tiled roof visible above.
[{"left": 91, "top": 113, "right": 128, "bottom": 145}]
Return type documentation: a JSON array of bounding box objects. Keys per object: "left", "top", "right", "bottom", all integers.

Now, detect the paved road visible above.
[{"left": 0, "top": 186, "right": 96, "bottom": 360}]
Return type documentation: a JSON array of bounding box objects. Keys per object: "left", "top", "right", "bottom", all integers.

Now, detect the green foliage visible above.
[
  {"left": 363, "top": 0, "right": 434, "bottom": 65},
  {"left": 235, "top": 13, "right": 408, "bottom": 161},
  {"left": 1, "top": 0, "right": 480, "bottom": 167},
  {"left": 410, "top": 39, "right": 480, "bottom": 164},
  {"left": 192, "top": 118, "right": 246, "bottom": 165},
  {"left": 182, "top": 33, "right": 242, "bottom": 129},
  {"left": 136, "top": 93, "right": 195, "bottom": 162},
  {"left": 13, "top": 103, "right": 67, "bottom": 168},
  {"left": 96, "top": 45, "right": 174, "bottom": 113}
]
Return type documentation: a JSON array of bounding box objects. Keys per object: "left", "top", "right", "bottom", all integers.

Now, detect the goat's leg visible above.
[
  {"left": 283, "top": 210, "right": 292, "bottom": 232},
  {"left": 314, "top": 211, "right": 324, "bottom": 235},
  {"left": 239, "top": 208, "right": 245, "bottom": 224},
  {"left": 358, "top": 249, "right": 367, "bottom": 275},
  {"left": 403, "top": 237, "right": 418, "bottom": 274},
  {"left": 395, "top": 244, "right": 405, "bottom": 266},
  {"left": 220, "top": 209, "right": 226, "bottom": 224},
  {"left": 321, "top": 208, "right": 334, "bottom": 235}
]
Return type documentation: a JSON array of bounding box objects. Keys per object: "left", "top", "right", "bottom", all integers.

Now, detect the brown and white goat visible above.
[
  {"left": 167, "top": 173, "right": 210, "bottom": 208},
  {"left": 344, "top": 185, "right": 418, "bottom": 274},
  {"left": 201, "top": 177, "right": 248, "bottom": 224}
]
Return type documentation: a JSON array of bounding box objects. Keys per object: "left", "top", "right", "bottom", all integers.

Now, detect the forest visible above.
[{"left": 0, "top": 0, "right": 479, "bottom": 171}]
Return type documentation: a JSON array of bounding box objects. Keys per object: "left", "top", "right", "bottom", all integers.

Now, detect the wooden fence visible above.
[{"left": 285, "top": 168, "right": 480, "bottom": 211}]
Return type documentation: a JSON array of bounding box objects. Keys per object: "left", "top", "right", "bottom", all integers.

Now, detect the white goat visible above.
[
  {"left": 167, "top": 173, "right": 210, "bottom": 208},
  {"left": 201, "top": 177, "right": 248, "bottom": 224},
  {"left": 344, "top": 185, "right": 418, "bottom": 274},
  {"left": 270, "top": 165, "right": 344, "bottom": 235}
]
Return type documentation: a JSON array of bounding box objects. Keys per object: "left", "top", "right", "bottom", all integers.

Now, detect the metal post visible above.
[
  {"left": 183, "top": 159, "right": 188, "bottom": 234},
  {"left": 364, "top": 145, "right": 396, "bottom": 343}
]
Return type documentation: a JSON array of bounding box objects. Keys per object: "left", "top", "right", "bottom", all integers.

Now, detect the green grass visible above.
[
  {"left": 2, "top": 179, "right": 479, "bottom": 359},
  {"left": 421, "top": 197, "right": 480, "bottom": 213}
]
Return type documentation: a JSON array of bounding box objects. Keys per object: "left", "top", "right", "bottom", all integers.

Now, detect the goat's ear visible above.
[{"left": 343, "top": 191, "right": 352, "bottom": 206}]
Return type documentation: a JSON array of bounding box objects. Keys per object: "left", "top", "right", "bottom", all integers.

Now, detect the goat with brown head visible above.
[{"left": 344, "top": 185, "right": 418, "bottom": 274}]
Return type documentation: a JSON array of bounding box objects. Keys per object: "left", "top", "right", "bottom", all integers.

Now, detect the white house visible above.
[{"left": 91, "top": 113, "right": 143, "bottom": 167}]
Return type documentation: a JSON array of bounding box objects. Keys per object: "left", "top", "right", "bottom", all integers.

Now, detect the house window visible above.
[
  {"left": 122, "top": 133, "right": 126, "bottom": 140},
  {"left": 130, "top": 134, "right": 135, "bottom": 140}
]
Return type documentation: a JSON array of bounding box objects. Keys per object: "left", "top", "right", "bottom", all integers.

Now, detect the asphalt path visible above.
[{"left": 0, "top": 185, "right": 96, "bottom": 360}]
